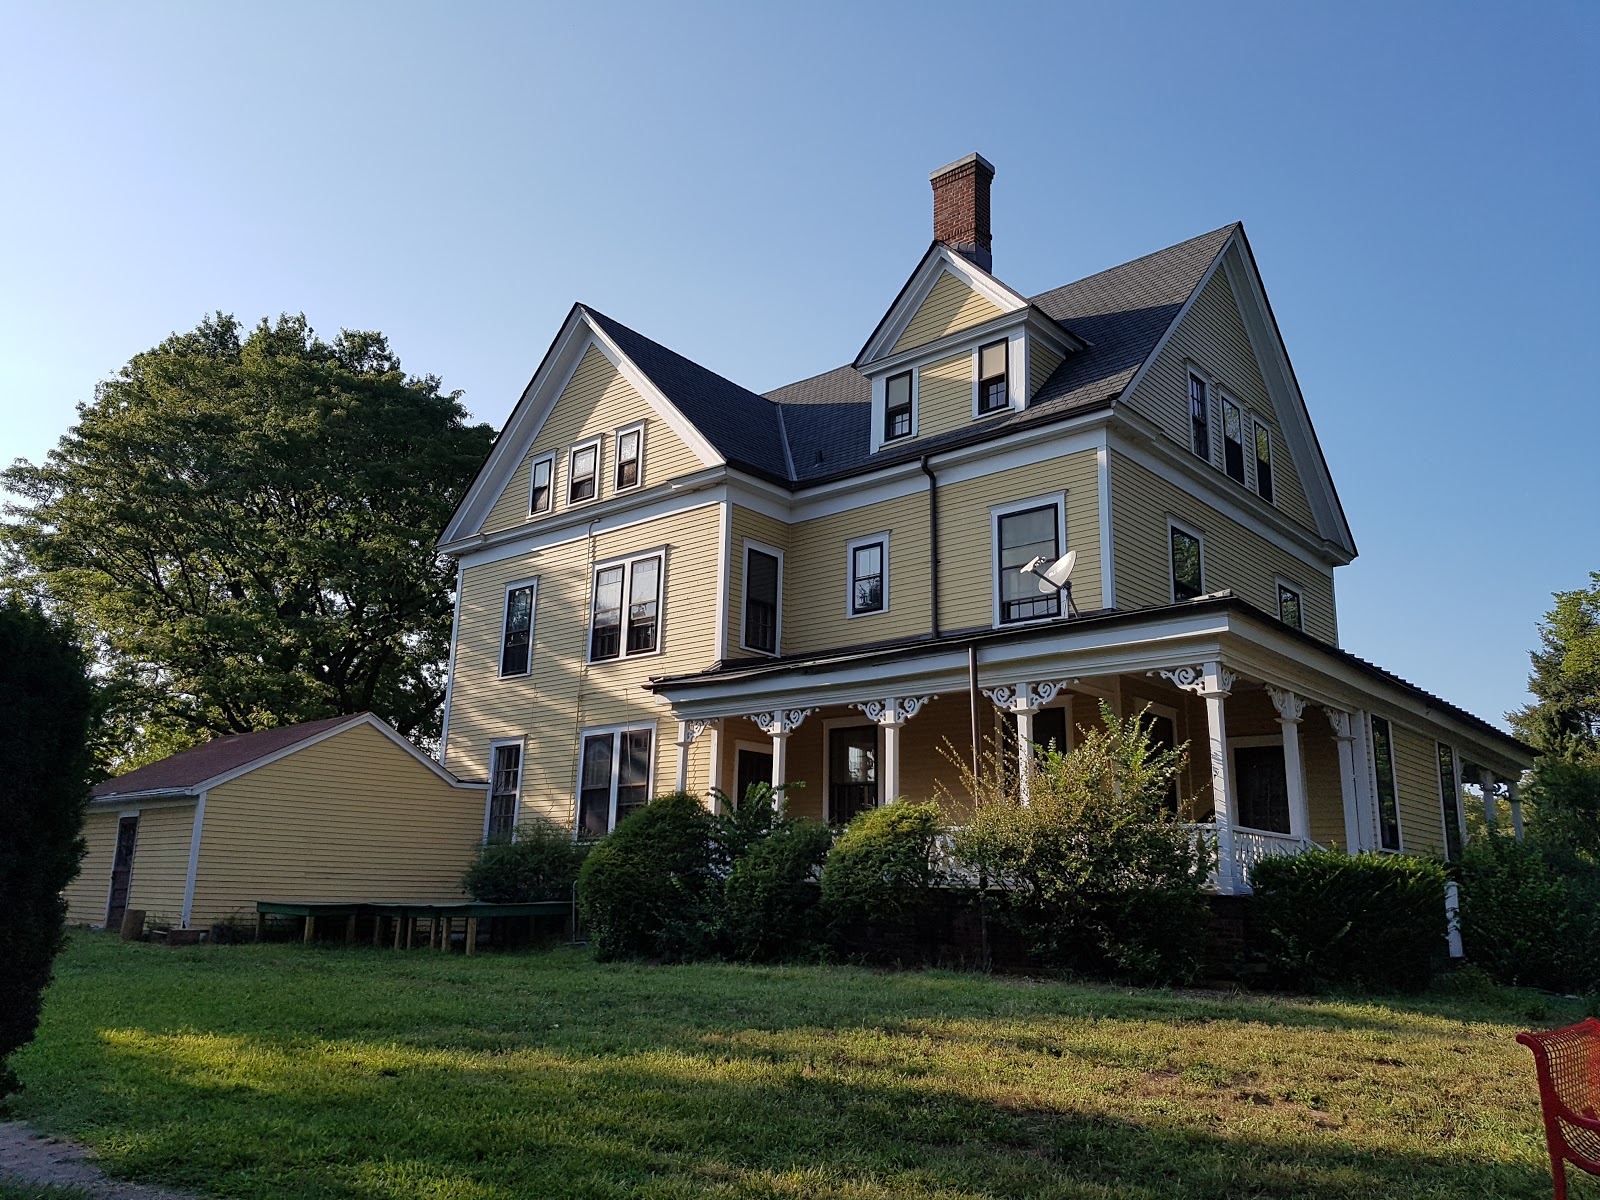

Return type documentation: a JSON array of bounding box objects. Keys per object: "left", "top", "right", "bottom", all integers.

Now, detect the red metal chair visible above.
[{"left": 1519, "top": 1019, "right": 1600, "bottom": 1198}]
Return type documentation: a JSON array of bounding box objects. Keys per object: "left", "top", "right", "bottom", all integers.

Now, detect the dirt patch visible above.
[{"left": 0, "top": 1121, "right": 200, "bottom": 1199}]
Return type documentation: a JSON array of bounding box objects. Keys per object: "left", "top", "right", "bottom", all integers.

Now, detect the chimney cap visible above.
[{"left": 929, "top": 152, "right": 995, "bottom": 182}]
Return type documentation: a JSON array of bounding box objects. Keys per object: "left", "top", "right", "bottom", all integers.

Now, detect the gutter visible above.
[{"left": 919, "top": 455, "right": 942, "bottom": 639}]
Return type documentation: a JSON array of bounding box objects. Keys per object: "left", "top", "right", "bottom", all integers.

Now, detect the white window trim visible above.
[
  {"left": 613, "top": 421, "right": 645, "bottom": 493},
  {"left": 586, "top": 548, "right": 667, "bottom": 665},
  {"left": 1219, "top": 392, "right": 1247, "bottom": 486},
  {"left": 1274, "top": 575, "right": 1304, "bottom": 631},
  {"left": 845, "top": 531, "right": 890, "bottom": 620},
  {"left": 872, "top": 369, "right": 918, "bottom": 454},
  {"left": 485, "top": 737, "right": 525, "bottom": 840},
  {"left": 738, "top": 538, "right": 784, "bottom": 656},
  {"left": 497, "top": 576, "right": 539, "bottom": 679},
  {"left": 1187, "top": 369, "right": 1212, "bottom": 463},
  {"left": 573, "top": 722, "right": 655, "bottom": 839},
  {"left": 732, "top": 738, "right": 773, "bottom": 807},
  {"left": 1367, "top": 714, "right": 1405, "bottom": 853},
  {"left": 1227, "top": 733, "right": 1291, "bottom": 836},
  {"left": 1166, "top": 517, "right": 1206, "bottom": 603},
  {"left": 1252, "top": 417, "right": 1276, "bottom": 506},
  {"left": 990, "top": 492, "right": 1068, "bottom": 629},
  {"left": 527, "top": 452, "right": 556, "bottom": 517},
  {"left": 1436, "top": 740, "right": 1466, "bottom": 860},
  {"left": 971, "top": 337, "right": 1012, "bottom": 421},
  {"left": 567, "top": 436, "right": 602, "bottom": 508},
  {"left": 821, "top": 715, "right": 881, "bottom": 824}
]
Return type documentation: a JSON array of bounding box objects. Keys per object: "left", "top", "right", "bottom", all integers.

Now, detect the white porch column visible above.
[
  {"left": 853, "top": 696, "right": 937, "bottom": 804},
  {"left": 1509, "top": 779, "right": 1525, "bottom": 840},
  {"left": 1267, "top": 686, "right": 1310, "bottom": 843},
  {"left": 1326, "top": 708, "right": 1363, "bottom": 852},
  {"left": 673, "top": 719, "right": 712, "bottom": 792},
  {"left": 1451, "top": 747, "right": 1469, "bottom": 850},
  {"left": 749, "top": 709, "right": 815, "bottom": 816},
  {"left": 1350, "top": 709, "right": 1377, "bottom": 849},
  {"left": 1155, "top": 663, "right": 1238, "bottom": 892},
  {"left": 1480, "top": 769, "right": 1499, "bottom": 831},
  {"left": 981, "top": 680, "right": 1076, "bottom": 805}
]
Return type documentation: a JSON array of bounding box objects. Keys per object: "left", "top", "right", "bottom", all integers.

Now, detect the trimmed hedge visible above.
[
  {"left": 820, "top": 802, "right": 942, "bottom": 960},
  {"left": 1456, "top": 834, "right": 1600, "bottom": 993},
  {"left": 1250, "top": 849, "right": 1447, "bottom": 992},
  {"left": 721, "top": 820, "right": 834, "bottom": 962},
  {"left": 461, "top": 818, "right": 583, "bottom": 902}
]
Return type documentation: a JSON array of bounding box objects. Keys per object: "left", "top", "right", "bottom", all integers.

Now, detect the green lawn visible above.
[{"left": 5, "top": 933, "right": 1591, "bottom": 1199}]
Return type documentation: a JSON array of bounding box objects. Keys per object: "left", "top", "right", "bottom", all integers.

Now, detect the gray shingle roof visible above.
[
  {"left": 92, "top": 713, "right": 363, "bottom": 798},
  {"left": 587, "top": 225, "right": 1237, "bottom": 488}
]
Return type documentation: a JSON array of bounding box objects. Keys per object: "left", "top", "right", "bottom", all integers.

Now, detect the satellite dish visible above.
[{"left": 1036, "top": 549, "right": 1076, "bottom": 594}]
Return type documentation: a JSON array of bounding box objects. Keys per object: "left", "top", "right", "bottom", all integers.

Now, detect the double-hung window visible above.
[
  {"left": 568, "top": 439, "right": 600, "bottom": 505},
  {"left": 1253, "top": 420, "right": 1274, "bottom": 503},
  {"left": 589, "top": 553, "right": 662, "bottom": 662},
  {"left": 1369, "top": 716, "right": 1403, "bottom": 851},
  {"left": 529, "top": 454, "right": 555, "bottom": 516},
  {"left": 615, "top": 423, "right": 643, "bottom": 491},
  {"left": 1222, "top": 398, "right": 1246, "bottom": 484},
  {"left": 978, "top": 339, "right": 1009, "bottom": 414},
  {"left": 742, "top": 544, "right": 781, "bottom": 654},
  {"left": 500, "top": 581, "right": 536, "bottom": 677},
  {"left": 883, "top": 371, "right": 913, "bottom": 442},
  {"left": 577, "top": 726, "right": 653, "bottom": 838},
  {"left": 1170, "top": 524, "right": 1203, "bottom": 602},
  {"left": 1277, "top": 582, "right": 1302, "bottom": 631},
  {"left": 1189, "top": 374, "right": 1210, "bottom": 460},
  {"left": 1436, "top": 743, "right": 1464, "bottom": 861},
  {"left": 995, "top": 500, "right": 1062, "bottom": 624},
  {"left": 486, "top": 742, "right": 522, "bottom": 840},
  {"left": 848, "top": 535, "right": 887, "bottom": 617}
]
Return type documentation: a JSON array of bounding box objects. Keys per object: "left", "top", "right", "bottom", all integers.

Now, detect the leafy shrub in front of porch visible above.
[
  {"left": 722, "top": 820, "right": 835, "bottom": 962},
  {"left": 820, "top": 801, "right": 943, "bottom": 961},
  {"left": 462, "top": 817, "right": 584, "bottom": 902},
  {"left": 577, "top": 791, "right": 719, "bottom": 961},
  {"left": 1455, "top": 832, "right": 1600, "bottom": 993},
  {"left": 949, "top": 703, "right": 1212, "bottom": 985},
  {"left": 1250, "top": 849, "right": 1446, "bottom": 992}
]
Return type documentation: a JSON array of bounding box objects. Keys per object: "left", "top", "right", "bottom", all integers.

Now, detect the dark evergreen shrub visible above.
[
  {"left": 1250, "top": 849, "right": 1447, "bottom": 992},
  {"left": 462, "top": 818, "right": 583, "bottom": 902},
  {"left": 0, "top": 597, "right": 97, "bottom": 1097},
  {"left": 577, "top": 791, "right": 717, "bottom": 961},
  {"left": 820, "top": 801, "right": 942, "bottom": 959},
  {"left": 1456, "top": 834, "right": 1600, "bottom": 993},
  {"left": 721, "top": 820, "right": 834, "bottom": 962}
]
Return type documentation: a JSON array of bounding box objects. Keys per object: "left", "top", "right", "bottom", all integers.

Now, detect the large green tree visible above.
[
  {"left": 1510, "top": 573, "right": 1600, "bottom": 759},
  {"left": 2, "top": 314, "right": 492, "bottom": 767}
]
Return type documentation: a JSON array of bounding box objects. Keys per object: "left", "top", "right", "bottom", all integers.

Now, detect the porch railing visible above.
[{"left": 1184, "top": 823, "right": 1315, "bottom": 893}]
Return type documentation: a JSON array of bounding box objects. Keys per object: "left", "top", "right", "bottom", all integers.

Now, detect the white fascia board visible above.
[
  {"left": 87, "top": 791, "right": 198, "bottom": 809},
  {"left": 858, "top": 246, "right": 1030, "bottom": 367},
  {"left": 859, "top": 307, "right": 1030, "bottom": 382},
  {"left": 454, "top": 484, "right": 725, "bottom": 571},
  {"left": 581, "top": 314, "right": 725, "bottom": 470}
]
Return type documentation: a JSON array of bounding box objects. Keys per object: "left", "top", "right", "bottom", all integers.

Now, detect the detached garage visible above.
[{"left": 66, "top": 713, "right": 488, "bottom": 931}]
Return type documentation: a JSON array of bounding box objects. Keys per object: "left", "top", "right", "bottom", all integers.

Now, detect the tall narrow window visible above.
[
  {"left": 576, "top": 727, "right": 654, "bottom": 837},
  {"left": 1170, "top": 526, "right": 1203, "bottom": 601},
  {"left": 978, "top": 339, "right": 1009, "bottom": 413},
  {"left": 500, "top": 582, "right": 535, "bottom": 677},
  {"left": 577, "top": 733, "right": 613, "bottom": 839},
  {"left": 1222, "top": 398, "right": 1245, "bottom": 483},
  {"left": 1277, "top": 583, "right": 1302, "bottom": 631},
  {"left": 615, "top": 728, "right": 652, "bottom": 826},
  {"left": 1253, "top": 420, "right": 1274, "bottom": 503},
  {"left": 1189, "top": 375, "right": 1210, "bottom": 460},
  {"left": 529, "top": 455, "right": 554, "bottom": 515},
  {"left": 569, "top": 440, "right": 599, "bottom": 504},
  {"left": 1437, "top": 743, "right": 1464, "bottom": 862},
  {"left": 486, "top": 743, "right": 521, "bottom": 840},
  {"left": 589, "top": 555, "right": 662, "bottom": 662},
  {"left": 849, "top": 537, "right": 886, "bottom": 616},
  {"left": 996, "top": 503, "right": 1061, "bottom": 624},
  {"left": 1370, "top": 716, "right": 1403, "bottom": 851},
  {"left": 884, "top": 371, "right": 913, "bottom": 441},
  {"left": 615, "top": 425, "right": 642, "bottom": 491},
  {"left": 743, "top": 546, "right": 781, "bottom": 653}
]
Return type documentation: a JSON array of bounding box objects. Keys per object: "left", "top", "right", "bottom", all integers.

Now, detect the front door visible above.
[
  {"left": 828, "top": 726, "right": 878, "bottom": 824},
  {"left": 734, "top": 748, "right": 774, "bottom": 807},
  {"left": 106, "top": 814, "right": 139, "bottom": 929},
  {"left": 1234, "top": 744, "right": 1290, "bottom": 834}
]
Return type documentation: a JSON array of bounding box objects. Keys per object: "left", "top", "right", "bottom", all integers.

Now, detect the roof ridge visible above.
[{"left": 1028, "top": 222, "right": 1239, "bottom": 303}]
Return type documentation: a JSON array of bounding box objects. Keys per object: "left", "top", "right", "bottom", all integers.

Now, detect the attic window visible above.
[
  {"left": 884, "top": 371, "right": 913, "bottom": 442},
  {"left": 1189, "top": 375, "right": 1210, "bottom": 460},
  {"left": 1222, "top": 398, "right": 1245, "bottom": 484},
  {"left": 978, "top": 340, "right": 1009, "bottom": 414},
  {"left": 529, "top": 454, "right": 554, "bottom": 516},
  {"left": 569, "top": 440, "right": 599, "bottom": 504},
  {"left": 1253, "top": 420, "right": 1274, "bottom": 504}
]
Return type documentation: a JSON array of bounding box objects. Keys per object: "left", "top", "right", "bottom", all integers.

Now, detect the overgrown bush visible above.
[
  {"left": 1250, "top": 849, "right": 1447, "bottom": 992},
  {"left": 462, "top": 818, "right": 584, "bottom": 902},
  {"left": 721, "top": 820, "right": 834, "bottom": 962},
  {"left": 1456, "top": 833, "right": 1600, "bottom": 993},
  {"left": 0, "top": 596, "right": 97, "bottom": 1097},
  {"left": 577, "top": 791, "right": 717, "bottom": 961},
  {"left": 949, "top": 704, "right": 1211, "bottom": 984},
  {"left": 820, "top": 801, "right": 942, "bottom": 959}
]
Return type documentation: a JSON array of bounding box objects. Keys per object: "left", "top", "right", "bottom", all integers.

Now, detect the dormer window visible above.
[
  {"left": 978, "top": 340, "right": 1009, "bottom": 414},
  {"left": 884, "top": 372, "right": 913, "bottom": 441}
]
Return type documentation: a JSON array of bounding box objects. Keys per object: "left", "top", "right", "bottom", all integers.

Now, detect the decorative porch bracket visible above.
[
  {"left": 1150, "top": 662, "right": 1239, "bottom": 893},
  {"left": 673, "top": 719, "right": 714, "bottom": 793},
  {"left": 748, "top": 709, "right": 815, "bottom": 814},
  {"left": 851, "top": 695, "right": 937, "bottom": 805},
  {"left": 980, "top": 679, "right": 1077, "bottom": 804}
]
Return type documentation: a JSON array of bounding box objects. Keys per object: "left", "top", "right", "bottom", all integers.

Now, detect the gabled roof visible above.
[{"left": 91, "top": 713, "right": 469, "bottom": 800}]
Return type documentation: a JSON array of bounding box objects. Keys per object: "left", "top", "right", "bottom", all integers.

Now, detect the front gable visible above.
[
  {"left": 892, "top": 270, "right": 1007, "bottom": 355},
  {"left": 855, "top": 243, "right": 1030, "bottom": 367}
]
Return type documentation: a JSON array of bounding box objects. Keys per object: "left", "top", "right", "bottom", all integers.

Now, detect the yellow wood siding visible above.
[
  {"left": 912, "top": 351, "right": 976, "bottom": 441},
  {"left": 124, "top": 804, "right": 194, "bottom": 927},
  {"left": 936, "top": 452, "right": 1103, "bottom": 629},
  {"left": 447, "top": 505, "right": 722, "bottom": 827},
  {"left": 892, "top": 270, "right": 1005, "bottom": 355},
  {"left": 727, "top": 505, "right": 791, "bottom": 660},
  {"left": 1123, "top": 264, "right": 1320, "bottom": 537},
  {"left": 63, "top": 809, "right": 119, "bottom": 927},
  {"left": 481, "top": 345, "right": 705, "bottom": 537},
  {"left": 783, "top": 492, "right": 932, "bottom": 652},
  {"left": 1030, "top": 342, "right": 1063, "bottom": 399},
  {"left": 190, "top": 722, "right": 481, "bottom": 926},
  {"left": 1110, "top": 451, "right": 1337, "bottom": 643},
  {"left": 1302, "top": 722, "right": 1348, "bottom": 848},
  {"left": 1392, "top": 721, "right": 1446, "bottom": 857}
]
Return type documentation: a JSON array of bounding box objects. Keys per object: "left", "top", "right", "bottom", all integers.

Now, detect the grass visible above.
[{"left": 5, "top": 933, "right": 1593, "bottom": 1199}]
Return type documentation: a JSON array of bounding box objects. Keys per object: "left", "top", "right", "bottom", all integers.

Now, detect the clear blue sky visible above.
[{"left": 2, "top": 1, "right": 1595, "bottom": 732}]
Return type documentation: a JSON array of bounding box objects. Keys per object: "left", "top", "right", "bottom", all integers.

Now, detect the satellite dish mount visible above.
[{"left": 1022, "top": 550, "right": 1081, "bottom": 619}]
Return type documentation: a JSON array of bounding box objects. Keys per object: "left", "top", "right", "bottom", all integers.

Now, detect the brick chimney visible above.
[{"left": 930, "top": 153, "right": 995, "bottom": 272}]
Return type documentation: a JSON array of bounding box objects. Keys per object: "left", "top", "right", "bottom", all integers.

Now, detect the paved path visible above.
[{"left": 0, "top": 1121, "right": 199, "bottom": 1198}]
